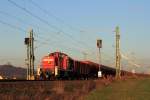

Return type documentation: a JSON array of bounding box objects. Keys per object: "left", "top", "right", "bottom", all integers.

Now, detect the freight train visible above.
[{"left": 38, "top": 52, "right": 118, "bottom": 80}]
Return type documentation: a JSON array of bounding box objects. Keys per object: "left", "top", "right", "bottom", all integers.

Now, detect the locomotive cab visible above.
[{"left": 40, "top": 52, "right": 72, "bottom": 80}]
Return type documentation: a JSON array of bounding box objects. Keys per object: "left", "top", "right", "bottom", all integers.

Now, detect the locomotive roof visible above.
[{"left": 49, "top": 52, "right": 68, "bottom": 56}]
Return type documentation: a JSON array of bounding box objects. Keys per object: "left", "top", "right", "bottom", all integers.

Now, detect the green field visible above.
[{"left": 86, "top": 77, "right": 150, "bottom": 100}]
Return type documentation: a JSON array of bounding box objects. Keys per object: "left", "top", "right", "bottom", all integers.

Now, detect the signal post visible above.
[
  {"left": 24, "top": 29, "right": 35, "bottom": 80},
  {"left": 97, "top": 39, "right": 102, "bottom": 78}
]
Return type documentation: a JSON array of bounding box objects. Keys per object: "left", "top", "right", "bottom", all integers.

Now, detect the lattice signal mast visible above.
[
  {"left": 24, "top": 29, "right": 35, "bottom": 80},
  {"left": 115, "top": 26, "right": 121, "bottom": 79}
]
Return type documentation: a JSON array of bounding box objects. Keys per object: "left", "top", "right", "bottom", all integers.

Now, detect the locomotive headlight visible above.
[{"left": 48, "top": 61, "right": 51, "bottom": 64}]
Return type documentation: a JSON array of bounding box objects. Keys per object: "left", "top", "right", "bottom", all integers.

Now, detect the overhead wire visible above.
[
  {"left": 34, "top": 35, "right": 88, "bottom": 54},
  {"left": 0, "top": 8, "right": 92, "bottom": 66},
  {"left": 0, "top": 6, "right": 85, "bottom": 54},
  {"left": 0, "top": 20, "right": 26, "bottom": 33},
  {"left": 35, "top": 31, "right": 92, "bottom": 54},
  {"left": 30, "top": 0, "right": 82, "bottom": 32},
  {"left": 7, "top": 0, "right": 95, "bottom": 53},
  {"left": 6, "top": 0, "right": 114, "bottom": 64},
  {"left": 0, "top": 10, "right": 70, "bottom": 49},
  {"left": 121, "top": 53, "right": 140, "bottom": 68},
  {"left": 0, "top": 10, "right": 49, "bottom": 33},
  {"left": 7, "top": 0, "right": 60, "bottom": 32},
  {"left": 0, "top": 14, "right": 113, "bottom": 66},
  {"left": 29, "top": 0, "right": 108, "bottom": 57},
  {"left": 33, "top": 0, "right": 96, "bottom": 49},
  {"left": 0, "top": 16, "right": 84, "bottom": 59}
]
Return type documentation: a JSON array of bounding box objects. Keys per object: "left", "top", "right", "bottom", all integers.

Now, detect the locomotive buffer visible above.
[{"left": 97, "top": 39, "right": 102, "bottom": 78}]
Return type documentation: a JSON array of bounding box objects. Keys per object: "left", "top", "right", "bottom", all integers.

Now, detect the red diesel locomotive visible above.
[{"left": 39, "top": 52, "right": 99, "bottom": 80}]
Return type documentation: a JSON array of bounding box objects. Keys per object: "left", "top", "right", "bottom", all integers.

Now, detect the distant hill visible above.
[{"left": 0, "top": 64, "right": 26, "bottom": 79}]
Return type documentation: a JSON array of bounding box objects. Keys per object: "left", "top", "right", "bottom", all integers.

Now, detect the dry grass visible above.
[
  {"left": 86, "top": 76, "right": 150, "bottom": 100},
  {"left": 0, "top": 80, "right": 97, "bottom": 100},
  {"left": 0, "top": 76, "right": 149, "bottom": 100}
]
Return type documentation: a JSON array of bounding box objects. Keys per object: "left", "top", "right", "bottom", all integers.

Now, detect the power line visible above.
[
  {"left": 31, "top": 0, "right": 101, "bottom": 54},
  {"left": 7, "top": 0, "right": 114, "bottom": 64},
  {"left": 0, "top": 10, "right": 45, "bottom": 32},
  {"left": 121, "top": 53, "right": 140, "bottom": 68},
  {"left": 0, "top": 20, "right": 26, "bottom": 33},
  {"left": 35, "top": 39, "right": 84, "bottom": 57},
  {"left": 36, "top": 32, "right": 92, "bottom": 52},
  {"left": 0, "top": 16, "right": 86, "bottom": 57},
  {"left": 30, "top": 0, "right": 82, "bottom": 32},
  {"left": 34, "top": 32, "right": 83, "bottom": 52},
  {"left": 0, "top": 10, "right": 24, "bottom": 23},
  {"left": 30, "top": 0, "right": 95, "bottom": 50},
  {"left": 35, "top": 33, "right": 113, "bottom": 62},
  {"left": 0, "top": 10, "right": 63, "bottom": 44},
  {"left": 35, "top": 36, "right": 88, "bottom": 54},
  {"left": 0, "top": 18, "right": 113, "bottom": 65},
  {"left": 0, "top": 10, "right": 68, "bottom": 46},
  {"left": 0, "top": 9, "right": 76, "bottom": 51},
  {"left": 0, "top": 9, "right": 81, "bottom": 52},
  {"left": 7, "top": 0, "right": 60, "bottom": 31},
  {"left": 8, "top": 0, "right": 94, "bottom": 52},
  {"left": 0, "top": 19, "right": 113, "bottom": 65}
]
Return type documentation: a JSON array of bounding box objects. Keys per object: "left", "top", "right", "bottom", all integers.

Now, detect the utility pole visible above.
[
  {"left": 25, "top": 37, "right": 30, "bottom": 80},
  {"left": 115, "top": 26, "right": 121, "bottom": 79},
  {"left": 24, "top": 29, "right": 35, "bottom": 80},
  {"left": 29, "top": 29, "right": 35, "bottom": 80},
  {"left": 97, "top": 39, "right": 102, "bottom": 78}
]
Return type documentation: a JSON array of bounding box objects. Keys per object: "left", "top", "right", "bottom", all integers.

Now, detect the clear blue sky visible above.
[{"left": 0, "top": 0, "right": 150, "bottom": 73}]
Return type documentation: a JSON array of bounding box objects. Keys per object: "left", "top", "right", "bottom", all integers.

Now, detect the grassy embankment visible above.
[
  {"left": 86, "top": 77, "right": 150, "bottom": 100},
  {"left": 0, "top": 80, "right": 96, "bottom": 100}
]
